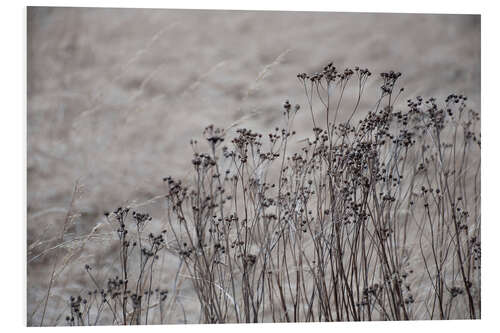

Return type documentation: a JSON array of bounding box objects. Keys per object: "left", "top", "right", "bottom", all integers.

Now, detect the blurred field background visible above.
[{"left": 27, "top": 7, "right": 480, "bottom": 325}]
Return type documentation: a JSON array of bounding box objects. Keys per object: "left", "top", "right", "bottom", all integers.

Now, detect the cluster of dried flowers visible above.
[{"left": 66, "top": 62, "right": 480, "bottom": 324}]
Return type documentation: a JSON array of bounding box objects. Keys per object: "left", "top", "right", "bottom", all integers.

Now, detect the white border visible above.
[
  {"left": 2, "top": 1, "right": 498, "bottom": 332},
  {"left": 20, "top": 1, "right": 483, "bottom": 13}
]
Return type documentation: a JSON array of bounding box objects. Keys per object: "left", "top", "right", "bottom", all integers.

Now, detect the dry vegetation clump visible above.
[{"left": 40, "top": 62, "right": 480, "bottom": 325}]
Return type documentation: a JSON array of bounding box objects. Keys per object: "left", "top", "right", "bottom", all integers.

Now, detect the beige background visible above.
[{"left": 27, "top": 7, "right": 480, "bottom": 324}]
